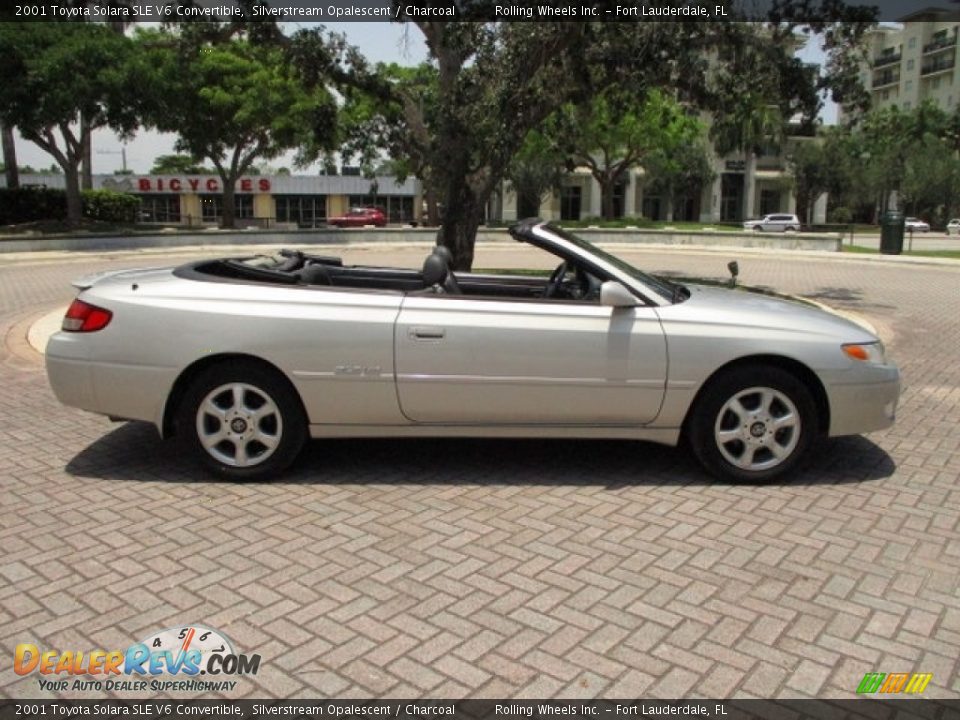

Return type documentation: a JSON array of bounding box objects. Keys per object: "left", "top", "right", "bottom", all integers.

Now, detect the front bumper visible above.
[{"left": 825, "top": 364, "right": 901, "bottom": 437}]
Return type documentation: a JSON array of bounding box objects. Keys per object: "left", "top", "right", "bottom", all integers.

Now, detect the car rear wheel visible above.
[
  {"left": 178, "top": 360, "right": 307, "bottom": 480},
  {"left": 688, "top": 365, "right": 817, "bottom": 483}
]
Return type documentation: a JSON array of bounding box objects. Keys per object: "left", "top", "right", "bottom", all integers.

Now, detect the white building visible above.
[{"left": 855, "top": 10, "right": 960, "bottom": 114}]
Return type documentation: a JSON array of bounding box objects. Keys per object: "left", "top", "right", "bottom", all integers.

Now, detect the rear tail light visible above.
[{"left": 62, "top": 299, "right": 112, "bottom": 332}]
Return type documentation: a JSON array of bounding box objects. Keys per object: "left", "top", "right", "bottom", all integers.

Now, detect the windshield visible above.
[{"left": 541, "top": 224, "right": 678, "bottom": 301}]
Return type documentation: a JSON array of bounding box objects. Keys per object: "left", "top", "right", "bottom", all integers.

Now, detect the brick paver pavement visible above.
[{"left": 0, "top": 244, "right": 958, "bottom": 700}]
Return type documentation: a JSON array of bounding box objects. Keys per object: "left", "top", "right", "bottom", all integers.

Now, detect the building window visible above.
[
  {"left": 759, "top": 189, "right": 781, "bottom": 216},
  {"left": 932, "top": 77, "right": 941, "bottom": 89},
  {"left": 611, "top": 180, "right": 627, "bottom": 218},
  {"left": 560, "top": 186, "right": 582, "bottom": 221},
  {"left": 904, "top": 100, "right": 912, "bottom": 109},
  {"left": 907, "top": 59, "right": 915, "bottom": 71},
  {"left": 905, "top": 80, "right": 913, "bottom": 91},
  {"left": 138, "top": 194, "right": 180, "bottom": 224},
  {"left": 882, "top": 90, "right": 890, "bottom": 100},
  {"left": 275, "top": 194, "right": 327, "bottom": 228},
  {"left": 908, "top": 37, "right": 917, "bottom": 50},
  {"left": 200, "top": 194, "right": 253, "bottom": 223}
]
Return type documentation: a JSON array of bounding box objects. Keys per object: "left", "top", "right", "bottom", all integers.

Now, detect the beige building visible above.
[
  {"left": 495, "top": 28, "right": 828, "bottom": 227},
  {"left": 494, "top": 137, "right": 826, "bottom": 226},
  {"left": 858, "top": 10, "right": 960, "bottom": 113}
]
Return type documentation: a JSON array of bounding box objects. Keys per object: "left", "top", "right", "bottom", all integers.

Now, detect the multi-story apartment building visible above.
[{"left": 858, "top": 9, "right": 960, "bottom": 113}]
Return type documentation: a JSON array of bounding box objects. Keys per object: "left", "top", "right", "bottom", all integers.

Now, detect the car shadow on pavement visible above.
[
  {"left": 805, "top": 286, "right": 897, "bottom": 311},
  {"left": 65, "top": 421, "right": 896, "bottom": 488}
]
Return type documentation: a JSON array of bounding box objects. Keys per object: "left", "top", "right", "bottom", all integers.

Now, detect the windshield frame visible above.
[{"left": 526, "top": 222, "right": 678, "bottom": 305}]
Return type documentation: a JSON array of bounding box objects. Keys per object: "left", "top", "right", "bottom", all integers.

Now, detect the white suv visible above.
[
  {"left": 946, "top": 219, "right": 960, "bottom": 235},
  {"left": 743, "top": 214, "right": 801, "bottom": 232}
]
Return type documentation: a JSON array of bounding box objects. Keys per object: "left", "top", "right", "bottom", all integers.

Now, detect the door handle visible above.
[{"left": 410, "top": 326, "right": 445, "bottom": 340}]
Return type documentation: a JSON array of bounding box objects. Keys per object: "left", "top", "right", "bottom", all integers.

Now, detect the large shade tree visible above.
[
  {"left": 553, "top": 88, "right": 706, "bottom": 220},
  {"left": 134, "top": 29, "right": 338, "bottom": 228},
  {"left": 0, "top": 22, "right": 138, "bottom": 224},
  {"left": 291, "top": 10, "right": 875, "bottom": 269}
]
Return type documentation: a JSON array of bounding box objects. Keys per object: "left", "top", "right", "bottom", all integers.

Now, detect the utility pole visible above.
[{"left": 98, "top": 146, "right": 128, "bottom": 174}]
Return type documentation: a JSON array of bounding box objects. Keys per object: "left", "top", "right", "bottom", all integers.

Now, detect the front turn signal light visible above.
[{"left": 842, "top": 342, "right": 885, "bottom": 364}]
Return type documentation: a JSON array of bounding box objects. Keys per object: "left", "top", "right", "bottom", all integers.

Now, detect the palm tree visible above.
[{"left": 711, "top": 96, "right": 784, "bottom": 221}]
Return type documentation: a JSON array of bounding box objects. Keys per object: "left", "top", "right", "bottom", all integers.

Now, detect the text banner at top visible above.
[{"left": 6, "top": 0, "right": 960, "bottom": 23}]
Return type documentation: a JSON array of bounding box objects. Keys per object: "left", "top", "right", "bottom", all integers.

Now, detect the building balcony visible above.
[
  {"left": 872, "top": 52, "right": 902, "bottom": 68},
  {"left": 921, "top": 59, "right": 956, "bottom": 77},
  {"left": 872, "top": 72, "right": 901, "bottom": 88},
  {"left": 923, "top": 35, "right": 957, "bottom": 55}
]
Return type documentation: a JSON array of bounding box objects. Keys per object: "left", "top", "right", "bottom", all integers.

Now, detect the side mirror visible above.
[{"left": 600, "top": 281, "right": 638, "bottom": 308}]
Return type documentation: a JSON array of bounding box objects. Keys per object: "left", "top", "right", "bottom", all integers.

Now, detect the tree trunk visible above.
[
  {"left": 80, "top": 114, "right": 93, "bottom": 191},
  {"left": 1, "top": 123, "right": 19, "bottom": 189},
  {"left": 64, "top": 162, "right": 83, "bottom": 226},
  {"left": 664, "top": 195, "right": 674, "bottom": 222},
  {"left": 600, "top": 177, "right": 616, "bottom": 219},
  {"left": 436, "top": 179, "right": 484, "bottom": 271},
  {"left": 221, "top": 179, "right": 236, "bottom": 229},
  {"left": 425, "top": 188, "right": 440, "bottom": 226}
]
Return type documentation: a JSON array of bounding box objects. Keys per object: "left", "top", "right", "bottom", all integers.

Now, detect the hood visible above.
[{"left": 675, "top": 283, "right": 879, "bottom": 343}]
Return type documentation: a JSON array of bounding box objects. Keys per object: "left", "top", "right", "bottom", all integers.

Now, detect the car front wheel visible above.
[
  {"left": 178, "top": 360, "right": 307, "bottom": 480},
  {"left": 688, "top": 365, "right": 818, "bottom": 483}
]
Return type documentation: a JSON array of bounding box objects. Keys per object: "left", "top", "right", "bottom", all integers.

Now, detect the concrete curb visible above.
[
  {"left": 2, "top": 239, "right": 959, "bottom": 269},
  {"left": 0, "top": 226, "right": 843, "bottom": 255}
]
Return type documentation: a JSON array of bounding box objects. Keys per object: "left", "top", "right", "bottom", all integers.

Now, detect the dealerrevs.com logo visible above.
[{"left": 14, "top": 625, "right": 260, "bottom": 693}]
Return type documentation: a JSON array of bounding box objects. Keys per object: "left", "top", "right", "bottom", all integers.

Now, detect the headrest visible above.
[
  {"left": 422, "top": 253, "right": 448, "bottom": 287},
  {"left": 298, "top": 263, "right": 331, "bottom": 286},
  {"left": 432, "top": 245, "right": 454, "bottom": 267}
]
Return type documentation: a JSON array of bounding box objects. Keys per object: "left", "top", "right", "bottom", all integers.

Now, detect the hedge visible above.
[
  {"left": 0, "top": 187, "right": 68, "bottom": 225},
  {"left": 81, "top": 189, "right": 141, "bottom": 223},
  {"left": 0, "top": 187, "right": 141, "bottom": 225}
]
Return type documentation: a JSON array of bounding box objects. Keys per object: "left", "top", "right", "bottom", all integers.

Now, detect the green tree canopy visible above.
[
  {"left": 0, "top": 22, "right": 138, "bottom": 224},
  {"left": 643, "top": 139, "right": 716, "bottom": 222},
  {"left": 150, "top": 154, "right": 214, "bottom": 175},
  {"left": 292, "top": 14, "right": 874, "bottom": 269},
  {"left": 554, "top": 88, "right": 705, "bottom": 219},
  {"left": 134, "top": 28, "right": 337, "bottom": 228}
]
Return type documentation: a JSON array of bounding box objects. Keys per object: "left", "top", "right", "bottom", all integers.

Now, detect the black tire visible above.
[
  {"left": 177, "top": 359, "right": 307, "bottom": 480},
  {"left": 687, "top": 365, "right": 818, "bottom": 483}
]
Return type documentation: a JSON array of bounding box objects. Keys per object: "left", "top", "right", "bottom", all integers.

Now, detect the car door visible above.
[
  {"left": 394, "top": 294, "right": 668, "bottom": 425},
  {"left": 762, "top": 215, "right": 782, "bottom": 231}
]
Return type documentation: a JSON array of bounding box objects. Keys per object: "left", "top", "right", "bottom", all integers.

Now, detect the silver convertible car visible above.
[{"left": 46, "top": 220, "right": 900, "bottom": 483}]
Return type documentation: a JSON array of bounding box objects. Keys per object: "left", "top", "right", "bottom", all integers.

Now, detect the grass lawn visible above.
[
  {"left": 557, "top": 219, "right": 743, "bottom": 232},
  {"left": 0, "top": 219, "right": 149, "bottom": 237},
  {"left": 841, "top": 246, "right": 960, "bottom": 259}
]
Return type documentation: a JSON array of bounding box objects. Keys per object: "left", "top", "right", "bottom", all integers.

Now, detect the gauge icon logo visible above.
[{"left": 131, "top": 624, "right": 259, "bottom": 677}]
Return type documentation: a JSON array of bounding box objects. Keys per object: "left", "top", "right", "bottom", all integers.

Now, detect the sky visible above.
[{"left": 11, "top": 23, "right": 834, "bottom": 176}]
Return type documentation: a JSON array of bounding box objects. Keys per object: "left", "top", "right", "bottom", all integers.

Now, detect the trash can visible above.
[{"left": 880, "top": 211, "right": 905, "bottom": 255}]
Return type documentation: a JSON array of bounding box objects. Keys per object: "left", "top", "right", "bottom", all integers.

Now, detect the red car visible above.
[{"left": 327, "top": 206, "right": 387, "bottom": 228}]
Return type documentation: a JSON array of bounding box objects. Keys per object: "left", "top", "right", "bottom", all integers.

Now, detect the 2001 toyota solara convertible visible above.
[{"left": 46, "top": 220, "right": 900, "bottom": 482}]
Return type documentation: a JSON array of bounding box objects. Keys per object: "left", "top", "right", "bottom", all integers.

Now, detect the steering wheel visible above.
[{"left": 544, "top": 261, "right": 568, "bottom": 298}]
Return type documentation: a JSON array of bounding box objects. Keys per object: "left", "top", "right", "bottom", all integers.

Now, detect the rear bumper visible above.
[
  {"left": 46, "top": 332, "right": 174, "bottom": 429},
  {"left": 825, "top": 365, "right": 900, "bottom": 437}
]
